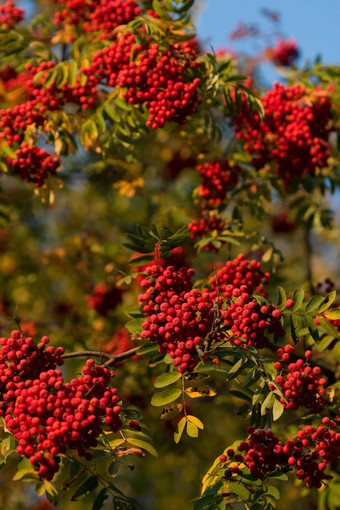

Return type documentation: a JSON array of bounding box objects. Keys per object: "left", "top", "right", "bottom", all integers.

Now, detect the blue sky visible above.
[{"left": 196, "top": 0, "right": 340, "bottom": 66}]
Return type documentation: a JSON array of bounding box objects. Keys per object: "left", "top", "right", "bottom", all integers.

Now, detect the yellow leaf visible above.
[
  {"left": 160, "top": 403, "right": 183, "bottom": 420},
  {"left": 185, "top": 385, "right": 217, "bottom": 398},
  {"left": 186, "top": 415, "right": 204, "bottom": 430}
]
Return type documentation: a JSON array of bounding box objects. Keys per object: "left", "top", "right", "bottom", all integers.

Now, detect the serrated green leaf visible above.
[
  {"left": 128, "top": 254, "right": 154, "bottom": 265},
  {"left": 151, "top": 388, "right": 182, "bottom": 406},
  {"left": 69, "top": 61, "right": 78, "bottom": 87},
  {"left": 137, "top": 343, "right": 159, "bottom": 355}
]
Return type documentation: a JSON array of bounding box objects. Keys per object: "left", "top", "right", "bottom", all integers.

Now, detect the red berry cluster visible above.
[
  {"left": 52, "top": 0, "right": 140, "bottom": 39},
  {"left": 84, "top": 32, "right": 201, "bottom": 129},
  {"left": 0, "top": 0, "right": 24, "bottom": 28},
  {"left": 87, "top": 282, "right": 123, "bottom": 316},
  {"left": 221, "top": 422, "right": 340, "bottom": 488},
  {"left": 0, "top": 99, "right": 45, "bottom": 145},
  {"left": 0, "top": 331, "right": 122, "bottom": 480},
  {"left": 235, "top": 82, "right": 335, "bottom": 185},
  {"left": 267, "top": 38, "right": 299, "bottom": 67},
  {"left": 195, "top": 160, "right": 239, "bottom": 208},
  {"left": 237, "top": 427, "right": 286, "bottom": 479},
  {"left": 84, "top": 0, "right": 141, "bottom": 39},
  {"left": 138, "top": 265, "right": 214, "bottom": 373},
  {"left": 284, "top": 419, "right": 339, "bottom": 488},
  {"left": 6, "top": 144, "right": 60, "bottom": 186},
  {"left": 274, "top": 346, "right": 326, "bottom": 411},
  {"left": 221, "top": 291, "right": 285, "bottom": 348},
  {"left": 209, "top": 254, "right": 270, "bottom": 300}
]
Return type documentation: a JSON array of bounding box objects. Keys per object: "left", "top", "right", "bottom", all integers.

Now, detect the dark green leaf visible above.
[
  {"left": 92, "top": 488, "right": 109, "bottom": 510},
  {"left": 71, "top": 476, "right": 98, "bottom": 501},
  {"left": 277, "top": 286, "right": 287, "bottom": 306},
  {"left": 228, "top": 482, "right": 250, "bottom": 501}
]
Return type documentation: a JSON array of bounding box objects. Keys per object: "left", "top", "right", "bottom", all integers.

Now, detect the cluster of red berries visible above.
[
  {"left": 267, "top": 38, "right": 299, "bottom": 67},
  {"left": 52, "top": 0, "right": 140, "bottom": 38},
  {"left": 220, "top": 422, "right": 340, "bottom": 488},
  {"left": 274, "top": 346, "right": 326, "bottom": 411},
  {"left": 221, "top": 291, "right": 285, "bottom": 348},
  {"left": 284, "top": 419, "right": 339, "bottom": 488},
  {"left": 237, "top": 428, "right": 286, "bottom": 479},
  {"left": 209, "top": 254, "right": 270, "bottom": 301},
  {"left": 84, "top": 31, "right": 201, "bottom": 129},
  {"left": 195, "top": 160, "right": 239, "bottom": 208},
  {"left": 235, "top": 82, "right": 335, "bottom": 185},
  {"left": 83, "top": 0, "right": 141, "bottom": 39},
  {"left": 6, "top": 144, "right": 60, "bottom": 186},
  {"left": 87, "top": 282, "right": 123, "bottom": 316},
  {"left": 138, "top": 265, "right": 214, "bottom": 373},
  {"left": 25, "top": 61, "right": 99, "bottom": 111},
  {"left": 0, "top": 331, "right": 122, "bottom": 480},
  {"left": 0, "top": 0, "right": 24, "bottom": 28},
  {"left": 0, "top": 99, "right": 45, "bottom": 145}
]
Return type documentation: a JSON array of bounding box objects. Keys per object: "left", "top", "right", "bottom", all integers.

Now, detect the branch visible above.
[{"left": 62, "top": 346, "right": 141, "bottom": 366}]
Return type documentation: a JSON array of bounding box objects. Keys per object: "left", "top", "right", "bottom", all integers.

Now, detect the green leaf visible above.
[
  {"left": 272, "top": 398, "right": 284, "bottom": 421},
  {"left": 290, "top": 314, "right": 299, "bottom": 344},
  {"left": 69, "top": 61, "right": 78, "bottom": 87},
  {"left": 103, "top": 103, "right": 120, "bottom": 122},
  {"left": 125, "top": 318, "right": 144, "bottom": 334},
  {"left": 277, "top": 286, "right": 287, "bottom": 306},
  {"left": 92, "top": 488, "right": 109, "bottom": 510},
  {"left": 318, "top": 290, "right": 336, "bottom": 313},
  {"left": 154, "top": 372, "right": 181, "bottom": 388},
  {"left": 151, "top": 388, "right": 182, "bottom": 406},
  {"left": 174, "top": 416, "right": 186, "bottom": 444},
  {"left": 325, "top": 309, "right": 340, "bottom": 320},
  {"left": 317, "top": 316, "right": 339, "bottom": 338},
  {"left": 305, "top": 315, "right": 320, "bottom": 342},
  {"left": 226, "top": 357, "right": 246, "bottom": 380},
  {"left": 125, "top": 437, "right": 158, "bottom": 457},
  {"left": 13, "top": 467, "right": 38, "bottom": 481},
  {"left": 71, "top": 476, "right": 98, "bottom": 501},
  {"left": 261, "top": 392, "right": 275, "bottom": 415},
  {"left": 305, "top": 295, "right": 326, "bottom": 313},
  {"left": 228, "top": 482, "right": 250, "bottom": 501},
  {"left": 152, "top": 0, "right": 172, "bottom": 19},
  {"left": 266, "top": 485, "right": 280, "bottom": 500},
  {"left": 292, "top": 288, "right": 304, "bottom": 311}
]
